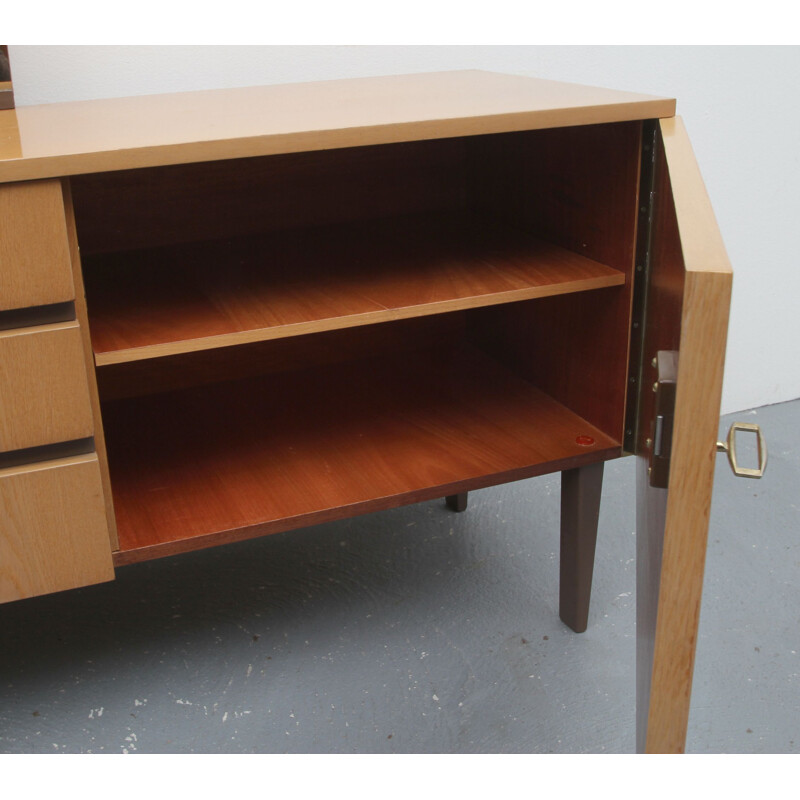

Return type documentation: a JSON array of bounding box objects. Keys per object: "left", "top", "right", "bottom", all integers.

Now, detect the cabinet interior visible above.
[{"left": 69, "top": 120, "right": 642, "bottom": 562}]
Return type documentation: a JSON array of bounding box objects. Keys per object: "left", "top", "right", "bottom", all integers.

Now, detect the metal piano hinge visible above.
[{"left": 623, "top": 119, "right": 659, "bottom": 455}]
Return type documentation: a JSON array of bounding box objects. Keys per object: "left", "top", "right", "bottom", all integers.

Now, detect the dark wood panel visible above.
[
  {"left": 96, "top": 313, "right": 468, "bottom": 402},
  {"left": 469, "top": 121, "right": 641, "bottom": 270},
  {"left": 635, "top": 136, "right": 685, "bottom": 456},
  {"left": 70, "top": 138, "right": 468, "bottom": 255},
  {"left": 83, "top": 213, "right": 625, "bottom": 365},
  {"left": 468, "top": 287, "right": 629, "bottom": 440},
  {"left": 560, "top": 460, "right": 605, "bottom": 633},
  {"left": 104, "top": 345, "right": 621, "bottom": 564},
  {"left": 466, "top": 122, "right": 642, "bottom": 440}
]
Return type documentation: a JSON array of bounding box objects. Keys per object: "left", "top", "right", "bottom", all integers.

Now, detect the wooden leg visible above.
[
  {"left": 559, "top": 461, "right": 604, "bottom": 633},
  {"left": 445, "top": 492, "right": 468, "bottom": 512},
  {"left": 635, "top": 455, "right": 667, "bottom": 753}
]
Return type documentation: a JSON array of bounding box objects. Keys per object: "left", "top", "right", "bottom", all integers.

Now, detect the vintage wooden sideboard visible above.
[{"left": 0, "top": 70, "right": 750, "bottom": 752}]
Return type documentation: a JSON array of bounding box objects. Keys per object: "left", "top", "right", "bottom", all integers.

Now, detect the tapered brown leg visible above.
[
  {"left": 559, "top": 461, "right": 604, "bottom": 633},
  {"left": 445, "top": 492, "right": 468, "bottom": 512}
]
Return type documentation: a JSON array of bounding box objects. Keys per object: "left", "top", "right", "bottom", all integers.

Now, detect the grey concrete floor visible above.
[{"left": 0, "top": 400, "right": 797, "bottom": 754}]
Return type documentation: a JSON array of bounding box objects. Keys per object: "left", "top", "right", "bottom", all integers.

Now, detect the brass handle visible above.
[{"left": 716, "top": 422, "right": 767, "bottom": 479}]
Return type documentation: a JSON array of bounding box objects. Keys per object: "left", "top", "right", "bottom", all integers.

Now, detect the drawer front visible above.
[
  {"left": 0, "top": 453, "right": 114, "bottom": 603},
  {"left": 0, "top": 321, "right": 94, "bottom": 453},
  {"left": 0, "top": 179, "right": 75, "bottom": 311}
]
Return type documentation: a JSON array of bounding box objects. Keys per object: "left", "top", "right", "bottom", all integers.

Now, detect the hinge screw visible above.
[
  {"left": 651, "top": 357, "right": 657, "bottom": 368},
  {"left": 652, "top": 382, "right": 658, "bottom": 392},
  {"left": 645, "top": 438, "right": 653, "bottom": 448}
]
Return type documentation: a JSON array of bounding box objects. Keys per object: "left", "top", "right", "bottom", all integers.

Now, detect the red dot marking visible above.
[{"left": 576, "top": 435, "right": 595, "bottom": 446}]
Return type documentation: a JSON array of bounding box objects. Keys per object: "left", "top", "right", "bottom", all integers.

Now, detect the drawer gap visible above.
[
  {"left": 0, "top": 301, "right": 76, "bottom": 332},
  {"left": 0, "top": 437, "right": 95, "bottom": 472}
]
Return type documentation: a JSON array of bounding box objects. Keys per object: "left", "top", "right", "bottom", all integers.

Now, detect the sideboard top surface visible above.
[{"left": 0, "top": 70, "right": 675, "bottom": 183}]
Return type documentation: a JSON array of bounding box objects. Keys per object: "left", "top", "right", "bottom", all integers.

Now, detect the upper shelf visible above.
[
  {"left": 0, "top": 71, "right": 675, "bottom": 182},
  {"left": 84, "top": 213, "right": 626, "bottom": 366}
]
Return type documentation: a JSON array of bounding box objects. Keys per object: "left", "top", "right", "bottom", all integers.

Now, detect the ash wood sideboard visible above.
[{"left": 0, "top": 71, "right": 732, "bottom": 753}]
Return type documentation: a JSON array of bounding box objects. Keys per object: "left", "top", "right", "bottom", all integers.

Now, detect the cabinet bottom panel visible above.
[{"left": 103, "top": 345, "right": 620, "bottom": 565}]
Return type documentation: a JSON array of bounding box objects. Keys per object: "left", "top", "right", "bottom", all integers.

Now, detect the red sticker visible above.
[{"left": 575, "top": 435, "right": 595, "bottom": 446}]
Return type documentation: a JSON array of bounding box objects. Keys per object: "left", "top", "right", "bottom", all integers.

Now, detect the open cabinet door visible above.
[{"left": 634, "top": 117, "right": 732, "bottom": 753}]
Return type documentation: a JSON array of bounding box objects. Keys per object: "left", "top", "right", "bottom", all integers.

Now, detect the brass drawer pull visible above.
[{"left": 716, "top": 422, "right": 767, "bottom": 479}]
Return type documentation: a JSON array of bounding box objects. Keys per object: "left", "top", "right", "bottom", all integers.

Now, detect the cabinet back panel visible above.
[
  {"left": 96, "top": 312, "right": 468, "bottom": 402},
  {"left": 70, "top": 138, "right": 468, "bottom": 256},
  {"left": 469, "top": 121, "right": 641, "bottom": 272},
  {"left": 469, "top": 289, "right": 630, "bottom": 440}
]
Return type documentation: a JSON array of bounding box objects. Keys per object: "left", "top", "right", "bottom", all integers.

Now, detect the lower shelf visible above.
[{"left": 103, "top": 345, "right": 620, "bottom": 564}]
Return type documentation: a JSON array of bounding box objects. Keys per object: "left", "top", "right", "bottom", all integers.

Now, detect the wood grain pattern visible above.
[
  {"left": 468, "top": 122, "right": 641, "bottom": 440},
  {"left": 103, "top": 346, "right": 621, "bottom": 565},
  {"left": 0, "top": 71, "right": 675, "bottom": 183},
  {"left": 635, "top": 125, "right": 686, "bottom": 754},
  {"left": 83, "top": 214, "right": 624, "bottom": 366},
  {"left": 0, "top": 180, "right": 75, "bottom": 311},
  {"left": 641, "top": 117, "right": 732, "bottom": 754},
  {"left": 0, "top": 453, "right": 114, "bottom": 603},
  {"left": 0, "top": 321, "right": 94, "bottom": 452},
  {"left": 96, "top": 313, "right": 467, "bottom": 402},
  {"left": 0, "top": 106, "right": 21, "bottom": 159},
  {"left": 61, "top": 179, "right": 120, "bottom": 550},
  {"left": 71, "top": 139, "right": 467, "bottom": 256}
]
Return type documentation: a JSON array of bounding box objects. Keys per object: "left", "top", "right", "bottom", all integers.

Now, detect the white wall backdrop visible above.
[{"left": 7, "top": 45, "right": 799, "bottom": 415}]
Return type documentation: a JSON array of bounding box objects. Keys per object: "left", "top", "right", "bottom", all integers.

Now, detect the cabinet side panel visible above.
[
  {"left": 62, "top": 179, "right": 119, "bottom": 549},
  {"left": 467, "top": 122, "right": 641, "bottom": 439}
]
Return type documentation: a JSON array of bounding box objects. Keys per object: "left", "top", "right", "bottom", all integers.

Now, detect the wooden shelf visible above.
[
  {"left": 84, "top": 214, "right": 625, "bottom": 366},
  {"left": 104, "top": 345, "right": 620, "bottom": 564}
]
